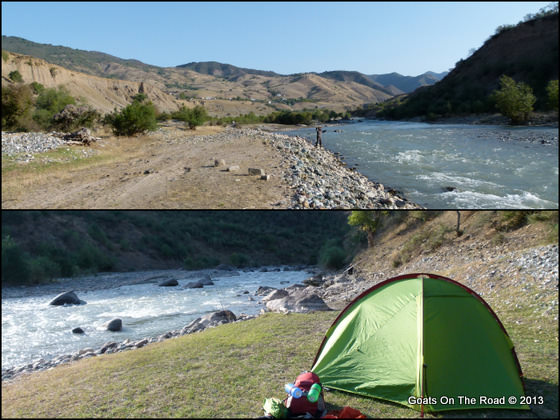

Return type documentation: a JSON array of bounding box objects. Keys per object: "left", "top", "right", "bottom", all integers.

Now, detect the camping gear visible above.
[
  {"left": 263, "top": 397, "right": 288, "bottom": 419},
  {"left": 311, "top": 273, "right": 528, "bottom": 413},
  {"left": 284, "top": 372, "right": 326, "bottom": 417},
  {"left": 307, "top": 383, "right": 321, "bottom": 403},
  {"left": 285, "top": 383, "right": 303, "bottom": 398},
  {"left": 322, "top": 406, "right": 367, "bottom": 419}
]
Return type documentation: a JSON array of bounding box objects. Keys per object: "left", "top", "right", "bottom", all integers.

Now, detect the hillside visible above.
[
  {"left": 373, "top": 12, "right": 559, "bottom": 120},
  {"left": 367, "top": 71, "right": 448, "bottom": 95},
  {"left": 1, "top": 51, "right": 181, "bottom": 113},
  {"left": 1, "top": 210, "right": 557, "bottom": 418},
  {"left": 1, "top": 211, "right": 351, "bottom": 285},
  {"left": 2, "top": 36, "right": 443, "bottom": 115}
]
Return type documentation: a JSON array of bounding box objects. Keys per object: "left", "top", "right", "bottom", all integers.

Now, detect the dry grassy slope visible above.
[
  {"left": 348, "top": 211, "right": 557, "bottom": 308},
  {"left": 1, "top": 52, "right": 181, "bottom": 114}
]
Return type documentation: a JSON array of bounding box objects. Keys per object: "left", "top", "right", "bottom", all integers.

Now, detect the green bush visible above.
[
  {"left": 546, "top": 80, "right": 558, "bottom": 111},
  {"left": 173, "top": 105, "right": 208, "bottom": 129},
  {"left": 1, "top": 84, "right": 36, "bottom": 131},
  {"left": 107, "top": 99, "right": 157, "bottom": 136},
  {"left": 28, "top": 256, "right": 60, "bottom": 284},
  {"left": 229, "top": 252, "right": 250, "bottom": 267},
  {"left": 9, "top": 70, "right": 23, "bottom": 83},
  {"left": 2, "top": 236, "right": 31, "bottom": 285},
  {"left": 32, "top": 87, "right": 76, "bottom": 130},
  {"left": 29, "top": 82, "right": 44, "bottom": 94},
  {"left": 492, "top": 75, "right": 536, "bottom": 124},
  {"left": 318, "top": 243, "right": 347, "bottom": 270}
]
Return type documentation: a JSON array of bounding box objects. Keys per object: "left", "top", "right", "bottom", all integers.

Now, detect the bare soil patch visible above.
[{"left": 2, "top": 125, "right": 293, "bottom": 209}]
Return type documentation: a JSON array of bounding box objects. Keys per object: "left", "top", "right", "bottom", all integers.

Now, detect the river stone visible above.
[
  {"left": 248, "top": 168, "right": 265, "bottom": 176},
  {"left": 105, "top": 318, "right": 122, "bottom": 332},
  {"left": 184, "top": 281, "right": 204, "bottom": 289},
  {"left": 303, "top": 274, "right": 324, "bottom": 286},
  {"left": 262, "top": 289, "right": 289, "bottom": 302},
  {"left": 72, "top": 327, "right": 85, "bottom": 334},
  {"left": 255, "top": 286, "right": 276, "bottom": 296},
  {"left": 181, "top": 310, "right": 237, "bottom": 335},
  {"left": 199, "top": 277, "right": 214, "bottom": 286},
  {"left": 49, "top": 291, "right": 86, "bottom": 306},
  {"left": 265, "top": 289, "right": 331, "bottom": 313},
  {"left": 100, "top": 341, "right": 118, "bottom": 354},
  {"left": 158, "top": 278, "right": 178, "bottom": 287}
]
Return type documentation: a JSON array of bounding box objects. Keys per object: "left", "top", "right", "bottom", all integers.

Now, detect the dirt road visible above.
[{"left": 2, "top": 125, "right": 294, "bottom": 209}]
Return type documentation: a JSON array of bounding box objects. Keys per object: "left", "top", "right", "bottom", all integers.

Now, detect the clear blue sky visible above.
[{"left": 1, "top": 1, "right": 553, "bottom": 76}]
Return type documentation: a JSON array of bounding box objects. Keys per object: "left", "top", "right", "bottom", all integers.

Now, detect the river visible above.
[
  {"left": 285, "top": 120, "right": 558, "bottom": 209},
  {"left": 1, "top": 267, "right": 310, "bottom": 371}
]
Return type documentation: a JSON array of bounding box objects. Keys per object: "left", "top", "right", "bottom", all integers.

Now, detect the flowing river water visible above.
[
  {"left": 285, "top": 120, "right": 558, "bottom": 209},
  {"left": 1, "top": 268, "right": 310, "bottom": 371}
]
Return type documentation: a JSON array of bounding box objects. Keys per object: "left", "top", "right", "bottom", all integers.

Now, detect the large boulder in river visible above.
[
  {"left": 262, "top": 289, "right": 289, "bottom": 302},
  {"left": 199, "top": 277, "right": 214, "bottom": 286},
  {"left": 158, "top": 279, "right": 178, "bottom": 287},
  {"left": 255, "top": 286, "right": 276, "bottom": 296},
  {"left": 49, "top": 291, "right": 86, "bottom": 306},
  {"left": 265, "top": 289, "right": 331, "bottom": 313},
  {"left": 180, "top": 310, "right": 237, "bottom": 335},
  {"left": 104, "top": 319, "right": 122, "bottom": 332},
  {"left": 184, "top": 281, "right": 204, "bottom": 289}
]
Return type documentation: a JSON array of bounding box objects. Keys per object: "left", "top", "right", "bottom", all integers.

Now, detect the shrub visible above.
[
  {"left": 2, "top": 236, "right": 31, "bottom": 285},
  {"left": 492, "top": 75, "right": 536, "bottom": 124},
  {"left": 51, "top": 104, "right": 99, "bottom": 131},
  {"left": 318, "top": 243, "right": 347, "bottom": 270},
  {"left": 32, "top": 87, "right": 76, "bottom": 129},
  {"left": 546, "top": 80, "right": 558, "bottom": 111},
  {"left": 107, "top": 100, "right": 157, "bottom": 136},
  {"left": 8, "top": 70, "right": 23, "bottom": 83},
  {"left": 229, "top": 252, "right": 250, "bottom": 267},
  {"left": 2, "top": 50, "right": 9, "bottom": 62},
  {"left": 29, "top": 82, "right": 44, "bottom": 95},
  {"left": 173, "top": 105, "right": 208, "bottom": 129},
  {"left": 49, "top": 67, "right": 57, "bottom": 77},
  {"left": 1, "top": 84, "right": 35, "bottom": 131}
]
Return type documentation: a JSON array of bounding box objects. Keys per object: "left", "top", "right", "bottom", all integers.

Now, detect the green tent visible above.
[{"left": 311, "top": 273, "right": 528, "bottom": 413}]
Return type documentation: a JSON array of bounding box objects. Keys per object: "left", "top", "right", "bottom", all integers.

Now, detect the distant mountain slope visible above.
[
  {"left": 2, "top": 35, "right": 442, "bottom": 115},
  {"left": 1, "top": 51, "right": 180, "bottom": 113},
  {"left": 367, "top": 71, "right": 448, "bottom": 94},
  {"left": 376, "top": 12, "right": 558, "bottom": 119},
  {"left": 176, "top": 61, "right": 279, "bottom": 79}
]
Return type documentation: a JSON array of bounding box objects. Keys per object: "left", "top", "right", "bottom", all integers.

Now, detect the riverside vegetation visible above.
[
  {"left": 356, "top": 6, "right": 558, "bottom": 123},
  {"left": 1, "top": 211, "right": 355, "bottom": 286},
  {"left": 1, "top": 210, "right": 557, "bottom": 418}
]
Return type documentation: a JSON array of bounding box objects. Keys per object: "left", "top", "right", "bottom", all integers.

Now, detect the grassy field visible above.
[{"left": 2, "top": 294, "right": 558, "bottom": 418}]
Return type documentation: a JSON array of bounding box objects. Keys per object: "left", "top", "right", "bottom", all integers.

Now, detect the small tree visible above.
[
  {"left": 348, "top": 211, "right": 384, "bottom": 248},
  {"left": 8, "top": 70, "right": 23, "bottom": 83},
  {"left": 174, "top": 105, "right": 208, "bottom": 129},
  {"left": 546, "top": 80, "right": 558, "bottom": 111},
  {"left": 32, "top": 87, "right": 76, "bottom": 130},
  {"left": 492, "top": 75, "right": 536, "bottom": 124},
  {"left": 108, "top": 100, "right": 157, "bottom": 136},
  {"left": 1, "top": 84, "right": 35, "bottom": 131}
]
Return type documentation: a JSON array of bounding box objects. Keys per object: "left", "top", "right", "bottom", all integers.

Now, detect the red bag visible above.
[
  {"left": 284, "top": 372, "right": 325, "bottom": 417},
  {"left": 322, "top": 406, "right": 367, "bottom": 419}
]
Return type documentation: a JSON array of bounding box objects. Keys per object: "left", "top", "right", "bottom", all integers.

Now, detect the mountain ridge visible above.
[{"left": 2, "top": 35, "right": 446, "bottom": 115}]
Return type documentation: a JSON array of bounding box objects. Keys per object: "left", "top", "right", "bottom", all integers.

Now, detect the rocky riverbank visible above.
[
  {"left": 2, "top": 126, "right": 421, "bottom": 209},
  {"left": 3, "top": 238, "right": 557, "bottom": 382}
]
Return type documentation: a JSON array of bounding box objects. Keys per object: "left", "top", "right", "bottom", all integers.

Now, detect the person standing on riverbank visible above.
[{"left": 316, "top": 126, "right": 325, "bottom": 147}]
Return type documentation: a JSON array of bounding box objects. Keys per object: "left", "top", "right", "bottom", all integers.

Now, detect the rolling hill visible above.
[
  {"left": 373, "top": 12, "right": 558, "bottom": 120},
  {"left": 2, "top": 36, "right": 445, "bottom": 115}
]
